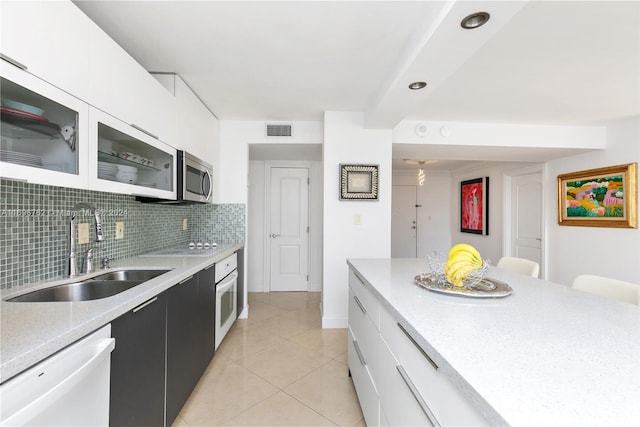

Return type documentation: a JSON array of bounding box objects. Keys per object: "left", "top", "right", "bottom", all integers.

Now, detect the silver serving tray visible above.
[{"left": 415, "top": 274, "right": 512, "bottom": 298}]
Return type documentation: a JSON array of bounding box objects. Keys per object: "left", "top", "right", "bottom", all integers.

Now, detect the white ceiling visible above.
[{"left": 74, "top": 0, "right": 640, "bottom": 165}]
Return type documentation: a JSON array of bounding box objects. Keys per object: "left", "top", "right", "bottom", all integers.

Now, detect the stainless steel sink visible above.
[
  {"left": 7, "top": 269, "right": 171, "bottom": 302},
  {"left": 90, "top": 269, "right": 169, "bottom": 282}
]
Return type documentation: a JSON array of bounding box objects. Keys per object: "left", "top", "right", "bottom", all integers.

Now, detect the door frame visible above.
[
  {"left": 263, "top": 161, "right": 312, "bottom": 292},
  {"left": 502, "top": 164, "right": 547, "bottom": 278}
]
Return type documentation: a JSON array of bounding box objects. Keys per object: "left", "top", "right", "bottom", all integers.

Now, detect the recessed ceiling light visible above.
[
  {"left": 461, "top": 12, "right": 490, "bottom": 29},
  {"left": 408, "top": 81, "right": 427, "bottom": 90}
]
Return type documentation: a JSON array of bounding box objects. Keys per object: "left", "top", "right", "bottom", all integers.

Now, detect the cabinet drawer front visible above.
[
  {"left": 215, "top": 253, "right": 238, "bottom": 282},
  {"left": 395, "top": 320, "right": 488, "bottom": 426},
  {"left": 378, "top": 337, "right": 437, "bottom": 427},
  {"left": 349, "top": 269, "right": 379, "bottom": 330},
  {"left": 348, "top": 327, "right": 379, "bottom": 427},
  {"left": 348, "top": 288, "right": 380, "bottom": 376}
]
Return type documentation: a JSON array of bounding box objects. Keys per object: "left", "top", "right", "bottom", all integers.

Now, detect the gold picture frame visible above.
[{"left": 557, "top": 163, "right": 637, "bottom": 228}]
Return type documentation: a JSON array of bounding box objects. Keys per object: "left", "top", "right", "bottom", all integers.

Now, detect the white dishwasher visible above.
[{"left": 0, "top": 324, "right": 115, "bottom": 427}]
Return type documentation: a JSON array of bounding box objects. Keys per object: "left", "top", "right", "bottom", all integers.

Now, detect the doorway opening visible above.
[
  {"left": 247, "top": 144, "right": 323, "bottom": 294},
  {"left": 503, "top": 164, "right": 545, "bottom": 278}
]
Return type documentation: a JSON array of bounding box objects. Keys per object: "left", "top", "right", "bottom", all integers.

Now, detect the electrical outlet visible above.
[
  {"left": 183, "top": 218, "right": 188, "bottom": 230},
  {"left": 115, "top": 222, "right": 124, "bottom": 240},
  {"left": 354, "top": 214, "right": 362, "bottom": 225},
  {"left": 77, "top": 223, "right": 90, "bottom": 244}
]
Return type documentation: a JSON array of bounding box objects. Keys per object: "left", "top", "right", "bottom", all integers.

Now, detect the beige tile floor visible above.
[{"left": 173, "top": 292, "right": 365, "bottom": 427}]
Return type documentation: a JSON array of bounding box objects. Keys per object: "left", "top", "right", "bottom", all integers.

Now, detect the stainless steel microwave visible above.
[{"left": 137, "top": 150, "right": 213, "bottom": 204}]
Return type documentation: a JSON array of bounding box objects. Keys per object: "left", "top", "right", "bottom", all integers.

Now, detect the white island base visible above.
[{"left": 347, "top": 258, "right": 640, "bottom": 427}]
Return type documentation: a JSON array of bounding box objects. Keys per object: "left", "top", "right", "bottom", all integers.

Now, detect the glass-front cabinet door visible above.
[
  {"left": 88, "top": 107, "right": 176, "bottom": 199},
  {"left": 0, "top": 65, "right": 88, "bottom": 188}
]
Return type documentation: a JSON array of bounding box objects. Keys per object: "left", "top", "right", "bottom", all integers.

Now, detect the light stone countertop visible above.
[
  {"left": 0, "top": 242, "right": 244, "bottom": 383},
  {"left": 347, "top": 258, "right": 640, "bottom": 427}
]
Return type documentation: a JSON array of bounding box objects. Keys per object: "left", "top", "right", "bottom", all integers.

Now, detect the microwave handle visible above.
[{"left": 202, "top": 169, "right": 213, "bottom": 200}]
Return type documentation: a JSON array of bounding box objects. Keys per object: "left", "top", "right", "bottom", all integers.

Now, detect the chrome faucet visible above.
[{"left": 68, "top": 203, "right": 104, "bottom": 277}]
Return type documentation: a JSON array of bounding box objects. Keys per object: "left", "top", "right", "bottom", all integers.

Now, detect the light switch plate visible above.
[
  {"left": 183, "top": 218, "right": 188, "bottom": 230},
  {"left": 115, "top": 222, "right": 124, "bottom": 240},
  {"left": 354, "top": 214, "right": 362, "bottom": 225},
  {"left": 77, "top": 223, "right": 90, "bottom": 244}
]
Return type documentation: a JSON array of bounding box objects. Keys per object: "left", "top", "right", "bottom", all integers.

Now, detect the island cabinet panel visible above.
[
  {"left": 348, "top": 266, "right": 489, "bottom": 427},
  {"left": 348, "top": 274, "right": 381, "bottom": 426},
  {"left": 166, "top": 274, "right": 202, "bottom": 426},
  {"left": 391, "top": 316, "right": 488, "bottom": 426},
  {"left": 110, "top": 293, "right": 167, "bottom": 427},
  {"left": 347, "top": 327, "right": 379, "bottom": 427},
  {"left": 349, "top": 270, "right": 379, "bottom": 329},
  {"left": 377, "top": 336, "right": 435, "bottom": 427}
]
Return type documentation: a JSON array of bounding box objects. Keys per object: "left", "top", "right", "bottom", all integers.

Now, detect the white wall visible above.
[
  {"left": 247, "top": 160, "right": 266, "bottom": 292},
  {"left": 394, "top": 120, "right": 606, "bottom": 152},
  {"left": 392, "top": 170, "right": 452, "bottom": 256},
  {"left": 220, "top": 121, "right": 324, "bottom": 301},
  {"left": 218, "top": 121, "right": 323, "bottom": 203},
  {"left": 322, "top": 112, "right": 392, "bottom": 328},
  {"left": 450, "top": 162, "right": 535, "bottom": 265},
  {"left": 545, "top": 116, "right": 640, "bottom": 286}
]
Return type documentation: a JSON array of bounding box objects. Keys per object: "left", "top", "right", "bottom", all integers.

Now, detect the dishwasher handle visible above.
[{"left": 0, "top": 336, "right": 115, "bottom": 426}]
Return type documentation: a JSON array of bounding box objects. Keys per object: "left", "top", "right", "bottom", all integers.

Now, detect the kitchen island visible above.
[
  {"left": 0, "top": 242, "right": 244, "bottom": 383},
  {"left": 347, "top": 258, "right": 640, "bottom": 427}
]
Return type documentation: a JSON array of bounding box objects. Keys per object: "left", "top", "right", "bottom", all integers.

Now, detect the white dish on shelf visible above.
[
  {"left": 98, "top": 172, "right": 117, "bottom": 180},
  {"left": 1, "top": 150, "right": 43, "bottom": 166},
  {"left": 115, "top": 171, "right": 138, "bottom": 184},
  {"left": 116, "top": 164, "right": 138, "bottom": 173}
]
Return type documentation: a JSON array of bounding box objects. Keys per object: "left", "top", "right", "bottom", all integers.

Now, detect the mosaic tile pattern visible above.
[
  {"left": 190, "top": 203, "right": 246, "bottom": 244},
  {"left": 0, "top": 179, "right": 245, "bottom": 290}
]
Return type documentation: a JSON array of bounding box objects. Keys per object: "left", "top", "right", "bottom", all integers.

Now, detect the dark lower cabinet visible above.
[
  {"left": 198, "top": 264, "right": 216, "bottom": 370},
  {"left": 110, "top": 293, "right": 167, "bottom": 427},
  {"left": 109, "top": 254, "right": 236, "bottom": 426},
  {"left": 166, "top": 274, "right": 201, "bottom": 425},
  {"left": 236, "top": 248, "right": 244, "bottom": 319}
]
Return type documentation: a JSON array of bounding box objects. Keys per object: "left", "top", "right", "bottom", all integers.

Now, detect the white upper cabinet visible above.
[
  {"left": 153, "top": 73, "right": 219, "bottom": 167},
  {"left": 173, "top": 76, "right": 218, "bottom": 165},
  {"left": 88, "top": 107, "right": 177, "bottom": 199},
  {"left": 0, "top": 1, "right": 90, "bottom": 101},
  {"left": 0, "top": 64, "right": 89, "bottom": 189},
  {"left": 88, "top": 25, "right": 176, "bottom": 146}
]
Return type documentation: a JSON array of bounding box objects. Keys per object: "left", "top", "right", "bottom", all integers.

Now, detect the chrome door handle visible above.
[
  {"left": 397, "top": 323, "right": 438, "bottom": 370},
  {"left": 353, "top": 340, "right": 366, "bottom": 366},
  {"left": 397, "top": 365, "right": 440, "bottom": 427},
  {"left": 270, "top": 234, "right": 281, "bottom": 238},
  {"left": 353, "top": 295, "right": 366, "bottom": 314}
]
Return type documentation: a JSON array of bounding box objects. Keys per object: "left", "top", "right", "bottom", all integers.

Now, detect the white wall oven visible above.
[{"left": 215, "top": 253, "right": 238, "bottom": 350}]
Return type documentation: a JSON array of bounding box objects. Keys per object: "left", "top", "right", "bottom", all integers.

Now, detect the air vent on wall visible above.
[{"left": 265, "top": 123, "right": 292, "bottom": 137}]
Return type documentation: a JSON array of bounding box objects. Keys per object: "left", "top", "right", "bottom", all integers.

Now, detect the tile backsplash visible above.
[{"left": 0, "top": 179, "right": 245, "bottom": 290}]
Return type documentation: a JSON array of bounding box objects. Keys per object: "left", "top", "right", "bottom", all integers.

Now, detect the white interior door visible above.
[
  {"left": 510, "top": 172, "right": 543, "bottom": 271},
  {"left": 269, "top": 167, "right": 309, "bottom": 291},
  {"left": 392, "top": 185, "right": 417, "bottom": 257}
]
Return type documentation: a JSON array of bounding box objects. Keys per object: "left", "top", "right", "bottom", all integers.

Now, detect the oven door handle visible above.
[{"left": 216, "top": 270, "right": 238, "bottom": 293}]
